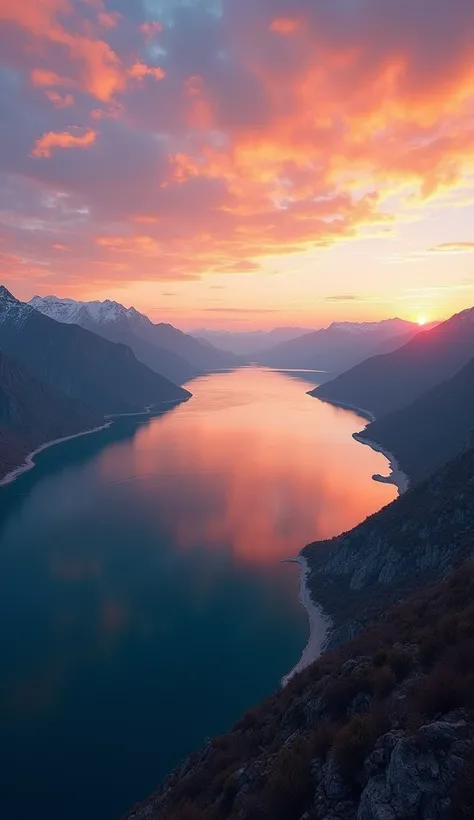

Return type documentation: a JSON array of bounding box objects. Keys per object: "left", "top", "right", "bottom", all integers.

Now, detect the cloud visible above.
[
  {"left": 2, "top": 0, "right": 474, "bottom": 296},
  {"left": 270, "top": 18, "right": 300, "bottom": 35},
  {"left": 32, "top": 128, "right": 97, "bottom": 158},
  {"left": 429, "top": 242, "right": 474, "bottom": 254},
  {"left": 325, "top": 294, "right": 361, "bottom": 302}
]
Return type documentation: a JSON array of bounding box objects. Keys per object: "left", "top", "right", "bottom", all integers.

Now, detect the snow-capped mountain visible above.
[
  {"left": 29, "top": 295, "right": 142, "bottom": 326},
  {"left": 0, "top": 286, "right": 191, "bottom": 416},
  {"left": 30, "top": 295, "right": 238, "bottom": 383}
]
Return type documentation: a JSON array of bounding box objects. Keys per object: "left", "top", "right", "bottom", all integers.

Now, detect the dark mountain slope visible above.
[
  {"left": 357, "top": 357, "right": 474, "bottom": 485},
  {"left": 0, "top": 350, "right": 100, "bottom": 480},
  {"left": 312, "top": 307, "right": 474, "bottom": 418},
  {"left": 0, "top": 287, "right": 191, "bottom": 416},
  {"left": 137, "top": 319, "right": 239, "bottom": 371},
  {"left": 30, "top": 296, "right": 199, "bottom": 384},
  {"left": 255, "top": 319, "right": 422, "bottom": 373}
]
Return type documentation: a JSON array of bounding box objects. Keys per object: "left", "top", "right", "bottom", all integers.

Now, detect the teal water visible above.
[{"left": 0, "top": 368, "right": 396, "bottom": 820}]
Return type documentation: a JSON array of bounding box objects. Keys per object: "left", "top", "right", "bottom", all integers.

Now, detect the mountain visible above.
[
  {"left": 356, "top": 357, "right": 474, "bottom": 485},
  {"left": 30, "top": 296, "right": 198, "bottom": 384},
  {"left": 312, "top": 307, "right": 474, "bottom": 418},
  {"left": 125, "top": 443, "right": 474, "bottom": 820},
  {"left": 0, "top": 287, "right": 191, "bottom": 416},
  {"left": 255, "top": 318, "right": 426, "bottom": 373},
  {"left": 193, "top": 327, "right": 313, "bottom": 356},
  {"left": 30, "top": 295, "right": 238, "bottom": 376},
  {"left": 0, "top": 349, "right": 101, "bottom": 480}
]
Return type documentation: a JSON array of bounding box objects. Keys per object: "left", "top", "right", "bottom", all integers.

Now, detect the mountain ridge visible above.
[
  {"left": 30, "top": 295, "right": 238, "bottom": 379},
  {"left": 0, "top": 287, "right": 191, "bottom": 417},
  {"left": 312, "top": 307, "right": 474, "bottom": 418},
  {"left": 254, "top": 318, "right": 427, "bottom": 374}
]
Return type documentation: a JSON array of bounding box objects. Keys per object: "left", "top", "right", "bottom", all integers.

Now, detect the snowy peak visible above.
[
  {"left": 0, "top": 285, "right": 21, "bottom": 305},
  {"left": 29, "top": 295, "right": 143, "bottom": 327},
  {"left": 0, "top": 285, "right": 33, "bottom": 327}
]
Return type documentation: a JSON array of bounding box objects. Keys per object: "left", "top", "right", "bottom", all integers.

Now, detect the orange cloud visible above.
[
  {"left": 30, "top": 69, "right": 72, "bottom": 88},
  {"left": 32, "top": 128, "right": 97, "bottom": 158},
  {"left": 129, "top": 62, "right": 165, "bottom": 82},
  {"left": 96, "top": 235, "right": 161, "bottom": 255},
  {"left": 270, "top": 17, "right": 301, "bottom": 35}
]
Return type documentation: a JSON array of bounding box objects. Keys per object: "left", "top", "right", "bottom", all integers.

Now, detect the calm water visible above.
[{"left": 0, "top": 367, "right": 396, "bottom": 820}]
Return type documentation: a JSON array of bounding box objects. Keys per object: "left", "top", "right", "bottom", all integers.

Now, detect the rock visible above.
[
  {"left": 358, "top": 720, "right": 471, "bottom": 820},
  {"left": 357, "top": 776, "right": 396, "bottom": 820},
  {"left": 418, "top": 719, "right": 468, "bottom": 747},
  {"left": 324, "top": 756, "right": 350, "bottom": 800}
]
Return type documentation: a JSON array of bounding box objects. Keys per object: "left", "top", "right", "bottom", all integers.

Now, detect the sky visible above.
[{"left": 0, "top": 0, "right": 474, "bottom": 330}]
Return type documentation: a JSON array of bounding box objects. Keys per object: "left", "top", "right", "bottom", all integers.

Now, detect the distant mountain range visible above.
[
  {"left": 193, "top": 327, "right": 313, "bottom": 356},
  {"left": 313, "top": 308, "right": 474, "bottom": 417},
  {"left": 0, "top": 287, "right": 191, "bottom": 416},
  {"left": 312, "top": 307, "right": 474, "bottom": 483},
  {"left": 30, "top": 295, "right": 238, "bottom": 384},
  {"left": 253, "top": 318, "right": 429, "bottom": 373}
]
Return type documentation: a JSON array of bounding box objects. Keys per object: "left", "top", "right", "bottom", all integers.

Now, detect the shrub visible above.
[
  {"left": 384, "top": 646, "right": 414, "bottom": 680},
  {"left": 262, "top": 743, "right": 313, "bottom": 820},
  {"left": 373, "top": 665, "right": 397, "bottom": 698},
  {"left": 333, "top": 710, "right": 390, "bottom": 780}
]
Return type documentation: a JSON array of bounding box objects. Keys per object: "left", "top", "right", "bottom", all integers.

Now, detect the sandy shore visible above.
[
  {"left": 353, "top": 432, "right": 410, "bottom": 496},
  {"left": 281, "top": 556, "right": 331, "bottom": 687},
  {"left": 0, "top": 422, "right": 113, "bottom": 488}
]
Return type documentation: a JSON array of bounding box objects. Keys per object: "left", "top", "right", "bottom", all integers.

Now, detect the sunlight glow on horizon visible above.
[{"left": 1, "top": 0, "right": 474, "bottom": 329}]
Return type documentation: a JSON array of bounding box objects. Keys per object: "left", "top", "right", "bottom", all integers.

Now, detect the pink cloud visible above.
[{"left": 32, "top": 127, "right": 97, "bottom": 158}]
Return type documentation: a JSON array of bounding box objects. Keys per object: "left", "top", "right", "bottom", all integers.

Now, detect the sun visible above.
[{"left": 417, "top": 316, "right": 428, "bottom": 326}]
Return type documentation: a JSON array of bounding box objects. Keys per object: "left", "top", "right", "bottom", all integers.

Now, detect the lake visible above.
[{"left": 0, "top": 367, "right": 396, "bottom": 820}]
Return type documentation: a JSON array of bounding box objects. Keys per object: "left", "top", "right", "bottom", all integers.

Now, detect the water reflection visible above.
[
  {"left": 0, "top": 367, "right": 396, "bottom": 820},
  {"left": 97, "top": 367, "right": 396, "bottom": 563}
]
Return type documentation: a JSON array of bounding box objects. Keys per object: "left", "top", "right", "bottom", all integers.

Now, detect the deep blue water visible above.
[{"left": 0, "top": 368, "right": 395, "bottom": 820}]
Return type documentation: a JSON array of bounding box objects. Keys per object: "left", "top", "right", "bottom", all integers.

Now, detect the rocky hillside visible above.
[
  {"left": 312, "top": 308, "right": 474, "bottom": 418},
  {"left": 0, "top": 287, "right": 191, "bottom": 416},
  {"left": 357, "top": 357, "right": 474, "bottom": 485},
  {"left": 0, "top": 350, "right": 101, "bottom": 480},
  {"left": 124, "top": 561, "right": 474, "bottom": 820},
  {"left": 303, "top": 443, "right": 474, "bottom": 647}
]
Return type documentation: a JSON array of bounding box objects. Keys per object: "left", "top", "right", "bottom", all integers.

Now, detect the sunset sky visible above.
[{"left": 1, "top": 0, "right": 474, "bottom": 329}]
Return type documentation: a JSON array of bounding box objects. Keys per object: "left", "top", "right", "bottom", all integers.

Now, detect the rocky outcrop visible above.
[{"left": 358, "top": 720, "right": 469, "bottom": 820}]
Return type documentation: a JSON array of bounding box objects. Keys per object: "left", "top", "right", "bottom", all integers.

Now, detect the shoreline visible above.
[
  {"left": 311, "top": 391, "right": 409, "bottom": 496},
  {"left": 353, "top": 432, "right": 410, "bottom": 496},
  {"left": 0, "top": 397, "right": 191, "bottom": 490},
  {"left": 285, "top": 393, "right": 409, "bottom": 683},
  {"left": 309, "top": 393, "right": 376, "bottom": 423},
  {"left": 0, "top": 422, "right": 113, "bottom": 488},
  {"left": 281, "top": 556, "right": 331, "bottom": 687}
]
